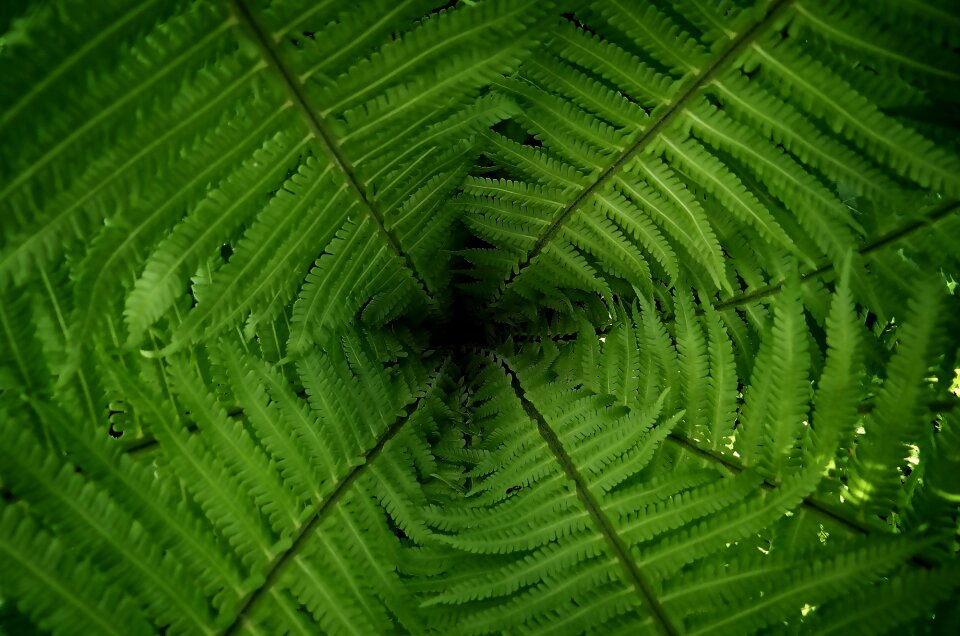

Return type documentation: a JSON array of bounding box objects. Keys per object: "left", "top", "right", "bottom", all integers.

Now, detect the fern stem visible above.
[
  {"left": 664, "top": 431, "right": 937, "bottom": 569},
  {"left": 703, "top": 199, "right": 960, "bottom": 316},
  {"left": 517, "top": 198, "right": 960, "bottom": 340},
  {"left": 492, "top": 0, "right": 798, "bottom": 303},
  {"left": 498, "top": 356, "right": 682, "bottom": 636},
  {"left": 224, "top": 0, "right": 437, "bottom": 307},
  {"left": 221, "top": 392, "right": 427, "bottom": 635}
]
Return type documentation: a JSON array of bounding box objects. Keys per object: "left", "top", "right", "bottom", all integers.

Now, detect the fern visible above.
[{"left": 1, "top": 0, "right": 959, "bottom": 634}]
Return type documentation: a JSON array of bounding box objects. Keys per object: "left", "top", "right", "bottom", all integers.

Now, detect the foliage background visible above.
[{"left": 1, "top": 0, "right": 959, "bottom": 634}]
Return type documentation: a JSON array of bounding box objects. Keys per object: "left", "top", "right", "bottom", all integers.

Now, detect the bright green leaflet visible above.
[{"left": 1, "top": 0, "right": 959, "bottom": 634}]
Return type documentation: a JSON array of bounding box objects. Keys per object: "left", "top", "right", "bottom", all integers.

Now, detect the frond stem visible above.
[
  {"left": 492, "top": 0, "right": 798, "bottom": 303},
  {"left": 518, "top": 198, "right": 960, "bottom": 338},
  {"left": 704, "top": 199, "right": 960, "bottom": 316},
  {"left": 221, "top": 391, "right": 427, "bottom": 635},
  {"left": 225, "top": 0, "right": 436, "bottom": 307},
  {"left": 497, "top": 354, "right": 681, "bottom": 636},
  {"left": 664, "top": 431, "right": 936, "bottom": 568}
]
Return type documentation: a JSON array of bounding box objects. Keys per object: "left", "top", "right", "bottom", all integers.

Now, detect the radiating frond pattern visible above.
[{"left": 1, "top": 0, "right": 958, "bottom": 634}]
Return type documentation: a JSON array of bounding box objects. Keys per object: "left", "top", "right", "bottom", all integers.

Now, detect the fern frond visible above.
[
  {"left": 0, "top": 422, "right": 219, "bottom": 633},
  {"left": 847, "top": 277, "right": 950, "bottom": 517},
  {"left": 0, "top": 505, "right": 154, "bottom": 636},
  {"left": 1, "top": 0, "right": 958, "bottom": 633}
]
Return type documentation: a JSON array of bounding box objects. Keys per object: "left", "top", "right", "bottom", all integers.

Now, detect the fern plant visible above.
[{"left": 1, "top": 0, "right": 959, "bottom": 633}]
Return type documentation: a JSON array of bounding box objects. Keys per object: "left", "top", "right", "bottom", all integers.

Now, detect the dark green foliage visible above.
[{"left": 1, "top": 0, "right": 959, "bottom": 634}]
